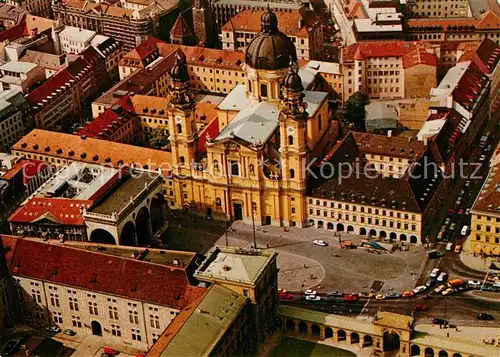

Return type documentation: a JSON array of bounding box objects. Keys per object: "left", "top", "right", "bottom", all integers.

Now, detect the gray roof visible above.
[
  {"left": 298, "top": 69, "right": 315, "bottom": 89},
  {"left": 365, "top": 101, "right": 399, "bottom": 121},
  {"left": 215, "top": 101, "right": 280, "bottom": 147},
  {"left": 216, "top": 84, "right": 251, "bottom": 111},
  {"left": 0, "top": 61, "right": 37, "bottom": 73},
  {"left": 303, "top": 90, "right": 328, "bottom": 117}
]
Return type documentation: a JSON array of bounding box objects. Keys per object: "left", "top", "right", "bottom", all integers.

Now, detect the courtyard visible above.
[{"left": 270, "top": 337, "right": 356, "bottom": 357}]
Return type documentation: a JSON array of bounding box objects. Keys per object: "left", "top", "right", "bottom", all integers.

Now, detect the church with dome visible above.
[{"left": 169, "top": 8, "right": 336, "bottom": 227}]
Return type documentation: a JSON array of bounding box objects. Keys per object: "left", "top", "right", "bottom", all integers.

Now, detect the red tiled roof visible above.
[
  {"left": 197, "top": 117, "right": 219, "bottom": 154},
  {"left": 8, "top": 197, "right": 92, "bottom": 226},
  {"left": 158, "top": 44, "right": 244, "bottom": 70},
  {"left": 453, "top": 62, "right": 489, "bottom": 110},
  {"left": 0, "top": 159, "right": 50, "bottom": 183},
  {"left": 122, "top": 36, "right": 165, "bottom": 62},
  {"left": 26, "top": 69, "right": 74, "bottom": 107},
  {"left": 407, "top": 11, "right": 500, "bottom": 31},
  {"left": 476, "top": 10, "right": 500, "bottom": 30},
  {"left": 402, "top": 47, "right": 438, "bottom": 68},
  {"left": 1, "top": 236, "right": 207, "bottom": 308},
  {"left": 0, "top": 21, "right": 26, "bottom": 42},
  {"left": 170, "top": 14, "right": 193, "bottom": 38},
  {"left": 77, "top": 96, "right": 135, "bottom": 139},
  {"left": 343, "top": 41, "right": 436, "bottom": 63},
  {"left": 458, "top": 38, "right": 500, "bottom": 74}
]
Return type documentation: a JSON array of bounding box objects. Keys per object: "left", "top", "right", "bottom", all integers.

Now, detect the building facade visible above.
[
  {"left": 2, "top": 236, "right": 206, "bottom": 350},
  {"left": 0, "top": 89, "right": 32, "bottom": 152},
  {"left": 406, "top": 0, "right": 471, "bottom": 18},
  {"left": 0, "top": 61, "right": 45, "bottom": 94}
]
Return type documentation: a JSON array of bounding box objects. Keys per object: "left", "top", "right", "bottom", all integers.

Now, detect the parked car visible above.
[
  {"left": 343, "top": 294, "right": 358, "bottom": 302},
  {"left": 279, "top": 293, "right": 293, "bottom": 300},
  {"left": 444, "top": 218, "right": 451, "bottom": 225},
  {"left": 465, "top": 208, "right": 471, "bottom": 215},
  {"left": 457, "top": 208, "right": 464, "bottom": 215},
  {"left": 46, "top": 326, "right": 61, "bottom": 333},
  {"left": 432, "top": 318, "right": 448, "bottom": 325},
  {"left": 448, "top": 209, "right": 455, "bottom": 215},
  {"left": 375, "top": 294, "right": 386, "bottom": 300},
  {"left": 442, "top": 288, "right": 454, "bottom": 296},
  {"left": 479, "top": 154, "right": 486, "bottom": 162},
  {"left": 103, "top": 348, "right": 118, "bottom": 356},
  {"left": 477, "top": 313, "right": 494, "bottom": 321},
  {"left": 313, "top": 240, "right": 328, "bottom": 247},
  {"left": 458, "top": 189, "right": 465, "bottom": 196},
  {"left": 428, "top": 250, "right": 444, "bottom": 259},
  {"left": 430, "top": 268, "right": 440, "bottom": 278},
  {"left": 468, "top": 280, "right": 481, "bottom": 287},
  {"left": 305, "top": 295, "right": 321, "bottom": 301},
  {"left": 446, "top": 243, "right": 453, "bottom": 251},
  {"left": 454, "top": 244, "right": 462, "bottom": 253},
  {"left": 454, "top": 198, "right": 461, "bottom": 205},
  {"left": 450, "top": 223, "right": 457, "bottom": 231},
  {"left": 412, "top": 285, "right": 427, "bottom": 294},
  {"left": 402, "top": 291, "right": 415, "bottom": 298},
  {"left": 465, "top": 180, "right": 471, "bottom": 187},
  {"left": 437, "top": 272, "right": 448, "bottom": 282},
  {"left": 327, "top": 291, "right": 344, "bottom": 297},
  {"left": 386, "top": 292, "right": 402, "bottom": 299},
  {"left": 304, "top": 289, "right": 317, "bottom": 295},
  {"left": 426, "top": 278, "right": 437, "bottom": 287},
  {"left": 63, "top": 329, "right": 76, "bottom": 336},
  {"left": 434, "top": 285, "right": 446, "bottom": 293}
]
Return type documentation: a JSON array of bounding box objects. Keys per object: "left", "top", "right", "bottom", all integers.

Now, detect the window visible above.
[
  {"left": 32, "top": 290, "right": 42, "bottom": 303},
  {"left": 288, "top": 135, "right": 294, "bottom": 145},
  {"left": 129, "top": 310, "right": 139, "bottom": 324},
  {"left": 152, "top": 333, "right": 160, "bottom": 344},
  {"left": 176, "top": 123, "right": 182, "bottom": 134},
  {"left": 111, "top": 325, "right": 121, "bottom": 337},
  {"left": 53, "top": 311, "right": 63, "bottom": 324},
  {"left": 260, "top": 83, "right": 268, "bottom": 97},
  {"left": 248, "top": 80, "right": 252, "bottom": 93},
  {"left": 132, "top": 329, "right": 142, "bottom": 341},
  {"left": 290, "top": 169, "right": 295, "bottom": 179},
  {"left": 69, "top": 297, "right": 79, "bottom": 311},
  {"left": 150, "top": 315, "right": 160, "bottom": 329},
  {"left": 88, "top": 302, "right": 98, "bottom": 315},
  {"left": 243, "top": 289, "right": 249, "bottom": 297},
  {"left": 109, "top": 306, "right": 119, "bottom": 320},
  {"left": 72, "top": 316, "right": 81, "bottom": 328},
  {"left": 230, "top": 161, "right": 240, "bottom": 176},
  {"left": 50, "top": 293, "right": 60, "bottom": 307}
]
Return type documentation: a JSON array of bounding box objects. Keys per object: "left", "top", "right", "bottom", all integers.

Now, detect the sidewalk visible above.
[
  {"left": 415, "top": 324, "right": 500, "bottom": 344},
  {"left": 460, "top": 241, "right": 497, "bottom": 272}
]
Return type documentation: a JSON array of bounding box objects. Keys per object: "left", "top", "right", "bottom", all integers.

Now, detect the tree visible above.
[
  {"left": 147, "top": 125, "right": 170, "bottom": 150},
  {"left": 344, "top": 91, "right": 369, "bottom": 131}
]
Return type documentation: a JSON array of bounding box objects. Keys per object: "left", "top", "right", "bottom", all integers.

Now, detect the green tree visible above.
[
  {"left": 344, "top": 91, "right": 368, "bottom": 131},
  {"left": 148, "top": 125, "right": 170, "bottom": 150}
]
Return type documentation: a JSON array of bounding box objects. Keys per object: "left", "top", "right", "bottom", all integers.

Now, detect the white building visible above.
[
  {"left": 0, "top": 61, "right": 45, "bottom": 93},
  {"left": 59, "top": 26, "right": 97, "bottom": 54}
]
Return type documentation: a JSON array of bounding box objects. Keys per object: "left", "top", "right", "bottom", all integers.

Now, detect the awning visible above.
[
  {"left": 492, "top": 247, "right": 500, "bottom": 256},
  {"left": 474, "top": 244, "right": 483, "bottom": 253},
  {"left": 482, "top": 245, "right": 491, "bottom": 254}
]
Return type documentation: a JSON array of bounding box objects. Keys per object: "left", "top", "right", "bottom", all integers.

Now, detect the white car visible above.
[
  {"left": 305, "top": 295, "right": 321, "bottom": 301},
  {"left": 465, "top": 208, "right": 471, "bottom": 215},
  {"left": 313, "top": 240, "right": 328, "bottom": 247},
  {"left": 468, "top": 280, "right": 481, "bottom": 287},
  {"left": 412, "top": 285, "right": 427, "bottom": 294},
  {"left": 446, "top": 243, "right": 453, "bottom": 251},
  {"left": 304, "top": 289, "right": 317, "bottom": 295},
  {"left": 479, "top": 155, "right": 486, "bottom": 162},
  {"left": 430, "top": 268, "right": 440, "bottom": 278},
  {"left": 437, "top": 272, "right": 448, "bottom": 282}
]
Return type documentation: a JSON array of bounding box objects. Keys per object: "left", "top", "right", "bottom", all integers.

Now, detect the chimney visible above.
[{"left": 387, "top": 130, "right": 392, "bottom": 137}]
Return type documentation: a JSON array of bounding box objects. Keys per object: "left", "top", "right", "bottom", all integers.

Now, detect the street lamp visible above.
[{"left": 251, "top": 201, "right": 257, "bottom": 249}]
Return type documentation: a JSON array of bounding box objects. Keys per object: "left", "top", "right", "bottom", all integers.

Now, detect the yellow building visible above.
[
  {"left": 408, "top": 0, "right": 470, "bottom": 18},
  {"left": 469, "top": 150, "right": 500, "bottom": 256}
]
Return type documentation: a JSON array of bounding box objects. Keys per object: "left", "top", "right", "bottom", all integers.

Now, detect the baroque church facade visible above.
[{"left": 167, "top": 9, "right": 335, "bottom": 228}]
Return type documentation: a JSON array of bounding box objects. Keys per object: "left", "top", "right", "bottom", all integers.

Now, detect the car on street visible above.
[
  {"left": 437, "top": 231, "right": 444, "bottom": 240},
  {"left": 279, "top": 292, "right": 294, "bottom": 300},
  {"left": 313, "top": 240, "right": 328, "bottom": 247},
  {"left": 437, "top": 272, "right": 448, "bottom": 282},
  {"left": 103, "top": 348, "right": 119, "bottom": 356},
  {"left": 46, "top": 326, "right": 61, "bottom": 333},
  {"left": 455, "top": 285, "right": 468, "bottom": 292},
  {"left": 375, "top": 294, "right": 385, "bottom": 300},
  {"left": 412, "top": 285, "right": 427, "bottom": 294},
  {"left": 454, "top": 244, "right": 462, "bottom": 253},
  {"left": 486, "top": 144, "right": 492, "bottom": 152},
  {"left": 477, "top": 313, "right": 494, "bottom": 320},
  {"left": 442, "top": 288, "right": 454, "bottom": 296},
  {"left": 428, "top": 250, "right": 444, "bottom": 259},
  {"left": 465, "top": 208, "right": 471, "bottom": 215},
  {"left": 305, "top": 295, "right": 321, "bottom": 301},
  {"left": 446, "top": 243, "right": 454, "bottom": 251},
  {"left": 430, "top": 268, "right": 440, "bottom": 278},
  {"left": 457, "top": 208, "right": 464, "bottom": 215},
  {"left": 465, "top": 180, "right": 471, "bottom": 187},
  {"left": 426, "top": 278, "right": 437, "bottom": 287},
  {"left": 448, "top": 209, "right": 455, "bottom": 215},
  {"left": 304, "top": 289, "right": 317, "bottom": 295},
  {"left": 450, "top": 223, "right": 456, "bottom": 231},
  {"left": 434, "top": 285, "right": 446, "bottom": 293},
  {"left": 454, "top": 197, "right": 461, "bottom": 205},
  {"left": 63, "top": 329, "right": 76, "bottom": 336},
  {"left": 432, "top": 318, "right": 448, "bottom": 325},
  {"left": 386, "top": 292, "right": 402, "bottom": 298},
  {"left": 468, "top": 280, "right": 481, "bottom": 287},
  {"left": 402, "top": 291, "right": 415, "bottom": 298},
  {"left": 444, "top": 218, "right": 451, "bottom": 225},
  {"left": 458, "top": 189, "right": 465, "bottom": 196},
  {"left": 343, "top": 294, "right": 359, "bottom": 302},
  {"left": 327, "top": 291, "right": 344, "bottom": 297},
  {"left": 479, "top": 154, "right": 486, "bottom": 162}
]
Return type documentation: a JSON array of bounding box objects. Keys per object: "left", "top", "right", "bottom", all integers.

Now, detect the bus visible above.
[{"left": 461, "top": 225, "right": 469, "bottom": 236}]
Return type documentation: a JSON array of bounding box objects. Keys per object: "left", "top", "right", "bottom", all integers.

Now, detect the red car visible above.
[
  {"left": 343, "top": 294, "right": 359, "bottom": 302},
  {"left": 448, "top": 209, "right": 455, "bottom": 215},
  {"left": 279, "top": 292, "right": 293, "bottom": 300},
  {"left": 402, "top": 291, "right": 415, "bottom": 298},
  {"left": 457, "top": 209, "right": 464, "bottom": 215}
]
